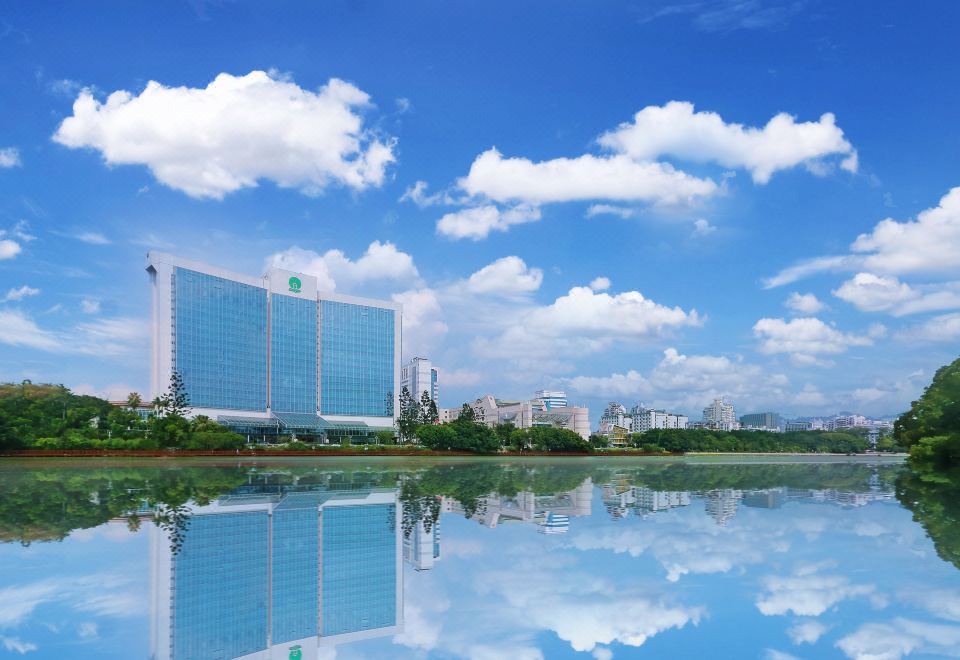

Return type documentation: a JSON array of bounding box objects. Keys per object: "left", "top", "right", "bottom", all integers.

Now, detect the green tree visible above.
[
  {"left": 419, "top": 390, "right": 439, "bottom": 425},
  {"left": 895, "top": 356, "right": 960, "bottom": 468},
  {"left": 397, "top": 386, "right": 419, "bottom": 443}
]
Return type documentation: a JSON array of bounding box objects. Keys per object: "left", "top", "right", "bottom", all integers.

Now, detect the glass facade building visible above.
[
  {"left": 173, "top": 268, "right": 268, "bottom": 411},
  {"left": 321, "top": 503, "right": 398, "bottom": 637},
  {"left": 148, "top": 252, "right": 400, "bottom": 437},
  {"left": 270, "top": 295, "right": 318, "bottom": 414},
  {"left": 320, "top": 301, "right": 396, "bottom": 418},
  {"left": 152, "top": 486, "right": 402, "bottom": 660}
]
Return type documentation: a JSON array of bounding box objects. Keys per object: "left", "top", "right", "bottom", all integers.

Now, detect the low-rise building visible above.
[{"left": 467, "top": 393, "right": 591, "bottom": 439}]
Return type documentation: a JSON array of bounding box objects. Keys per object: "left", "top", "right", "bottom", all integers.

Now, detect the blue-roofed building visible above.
[{"left": 146, "top": 252, "right": 401, "bottom": 441}]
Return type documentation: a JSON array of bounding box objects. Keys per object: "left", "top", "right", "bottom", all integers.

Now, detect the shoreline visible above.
[{"left": 0, "top": 449, "right": 908, "bottom": 460}]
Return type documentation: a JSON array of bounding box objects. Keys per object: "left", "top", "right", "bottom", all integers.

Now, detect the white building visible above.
[
  {"left": 600, "top": 402, "right": 629, "bottom": 429},
  {"left": 403, "top": 518, "right": 441, "bottom": 571},
  {"left": 401, "top": 356, "right": 438, "bottom": 404},
  {"left": 468, "top": 394, "right": 591, "bottom": 439},
  {"left": 702, "top": 398, "right": 738, "bottom": 431},
  {"left": 630, "top": 405, "right": 688, "bottom": 432}
]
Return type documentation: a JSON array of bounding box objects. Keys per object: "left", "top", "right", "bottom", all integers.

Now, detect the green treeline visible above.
[
  {"left": 612, "top": 427, "right": 890, "bottom": 454},
  {"left": 414, "top": 406, "right": 591, "bottom": 453},
  {"left": 0, "top": 379, "right": 245, "bottom": 451},
  {"left": 895, "top": 355, "right": 960, "bottom": 469}
]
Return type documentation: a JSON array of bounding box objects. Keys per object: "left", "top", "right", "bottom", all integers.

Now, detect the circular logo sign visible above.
[{"left": 288, "top": 276, "right": 302, "bottom": 293}]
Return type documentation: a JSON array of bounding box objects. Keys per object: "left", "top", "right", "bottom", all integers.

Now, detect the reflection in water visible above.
[{"left": 4, "top": 458, "right": 960, "bottom": 659}]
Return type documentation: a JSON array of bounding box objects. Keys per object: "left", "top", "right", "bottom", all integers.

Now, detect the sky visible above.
[{"left": 1, "top": 1, "right": 959, "bottom": 421}]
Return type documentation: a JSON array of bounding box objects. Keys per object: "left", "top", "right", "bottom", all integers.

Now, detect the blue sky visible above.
[{"left": 1, "top": 1, "right": 959, "bottom": 419}]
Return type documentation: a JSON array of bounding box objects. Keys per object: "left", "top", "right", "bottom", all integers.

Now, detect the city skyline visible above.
[{"left": 2, "top": 3, "right": 960, "bottom": 421}]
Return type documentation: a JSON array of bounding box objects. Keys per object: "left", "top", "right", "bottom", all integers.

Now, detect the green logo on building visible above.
[
  {"left": 288, "top": 645, "right": 302, "bottom": 660},
  {"left": 288, "top": 276, "right": 302, "bottom": 293}
]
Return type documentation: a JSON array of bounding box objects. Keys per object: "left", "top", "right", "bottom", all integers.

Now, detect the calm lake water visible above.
[{"left": 2, "top": 456, "right": 959, "bottom": 660}]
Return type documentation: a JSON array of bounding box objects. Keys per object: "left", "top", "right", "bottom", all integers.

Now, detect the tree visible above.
[
  {"left": 126, "top": 392, "right": 142, "bottom": 409},
  {"left": 459, "top": 403, "right": 477, "bottom": 422},
  {"left": 895, "top": 356, "right": 960, "bottom": 468},
  {"left": 397, "top": 386, "right": 419, "bottom": 443},
  {"left": 419, "top": 390, "right": 439, "bottom": 425}
]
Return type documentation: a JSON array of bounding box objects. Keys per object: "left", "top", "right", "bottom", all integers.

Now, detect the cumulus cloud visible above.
[
  {"left": 692, "top": 218, "right": 716, "bottom": 236},
  {"left": 753, "top": 317, "right": 878, "bottom": 365},
  {"left": 400, "top": 180, "right": 454, "bottom": 208},
  {"left": 392, "top": 288, "right": 448, "bottom": 355},
  {"left": 1, "top": 285, "right": 40, "bottom": 303},
  {"left": 833, "top": 273, "right": 960, "bottom": 316},
  {"left": 597, "top": 101, "right": 857, "bottom": 184},
  {"left": 436, "top": 204, "right": 541, "bottom": 240},
  {"left": 465, "top": 256, "right": 543, "bottom": 296},
  {"left": 80, "top": 298, "right": 101, "bottom": 314},
  {"left": 0, "top": 147, "right": 21, "bottom": 168},
  {"left": 895, "top": 312, "right": 960, "bottom": 343},
  {"left": 836, "top": 618, "right": 960, "bottom": 660},
  {"left": 265, "top": 240, "right": 420, "bottom": 292},
  {"left": 474, "top": 287, "right": 700, "bottom": 363},
  {"left": 565, "top": 347, "right": 790, "bottom": 411},
  {"left": 0, "top": 239, "right": 21, "bottom": 260},
  {"left": 52, "top": 71, "right": 394, "bottom": 199},
  {"left": 756, "top": 570, "right": 876, "bottom": 617},
  {"left": 459, "top": 148, "right": 718, "bottom": 206},
  {"left": 851, "top": 187, "right": 960, "bottom": 276},
  {"left": 589, "top": 276, "right": 611, "bottom": 292},
  {"left": 785, "top": 292, "right": 826, "bottom": 314},
  {"left": 788, "top": 620, "right": 830, "bottom": 645}
]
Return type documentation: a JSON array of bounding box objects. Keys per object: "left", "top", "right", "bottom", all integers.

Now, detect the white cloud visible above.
[
  {"left": 753, "top": 317, "right": 877, "bottom": 364},
  {"left": 392, "top": 288, "right": 448, "bottom": 356},
  {"left": 833, "top": 272, "right": 960, "bottom": 316},
  {"left": 0, "top": 147, "right": 21, "bottom": 168},
  {"left": 0, "top": 239, "right": 21, "bottom": 260},
  {"left": 73, "top": 231, "right": 111, "bottom": 245},
  {"left": 589, "top": 276, "right": 611, "bottom": 292},
  {"left": 265, "top": 240, "right": 420, "bottom": 292},
  {"left": 852, "top": 187, "right": 960, "bottom": 276},
  {"left": 52, "top": 71, "right": 394, "bottom": 199},
  {"left": 785, "top": 292, "right": 825, "bottom": 314},
  {"left": 788, "top": 620, "right": 829, "bottom": 645},
  {"left": 1, "top": 285, "right": 40, "bottom": 303},
  {"left": 793, "top": 383, "right": 827, "bottom": 406},
  {"left": 836, "top": 618, "right": 960, "bottom": 660},
  {"left": 764, "top": 651, "right": 800, "bottom": 660},
  {"left": 756, "top": 571, "right": 876, "bottom": 617},
  {"left": 692, "top": 218, "right": 716, "bottom": 236},
  {"left": 441, "top": 368, "right": 483, "bottom": 388},
  {"left": 597, "top": 101, "right": 857, "bottom": 184},
  {"left": 0, "top": 636, "right": 37, "bottom": 655},
  {"left": 764, "top": 255, "right": 862, "bottom": 289},
  {"left": 80, "top": 298, "right": 101, "bottom": 314},
  {"left": 458, "top": 148, "right": 718, "bottom": 206},
  {"left": 566, "top": 347, "right": 790, "bottom": 411},
  {"left": 592, "top": 648, "right": 613, "bottom": 660},
  {"left": 0, "top": 309, "right": 147, "bottom": 356},
  {"left": 474, "top": 287, "right": 700, "bottom": 363},
  {"left": 585, "top": 204, "right": 636, "bottom": 219},
  {"left": 895, "top": 312, "right": 960, "bottom": 343},
  {"left": 465, "top": 256, "right": 543, "bottom": 296},
  {"left": 400, "top": 180, "right": 453, "bottom": 207},
  {"left": 436, "top": 204, "right": 541, "bottom": 241}
]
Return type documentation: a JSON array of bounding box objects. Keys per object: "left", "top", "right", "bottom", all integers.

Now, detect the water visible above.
[{"left": 1, "top": 456, "right": 958, "bottom": 659}]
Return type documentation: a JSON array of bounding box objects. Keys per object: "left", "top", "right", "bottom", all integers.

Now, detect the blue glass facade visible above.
[
  {"left": 321, "top": 504, "right": 397, "bottom": 636},
  {"left": 174, "top": 268, "right": 268, "bottom": 411},
  {"left": 320, "top": 301, "right": 395, "bottom": 417},
  {"left": 172, "top": 512, "right": 269, "bottom": 659},
  {"left": 271, "top": 295, "right": 318, "bottom": 413},
  {"left": 272, "top": 506, "right": 319, "bottom": 644}
]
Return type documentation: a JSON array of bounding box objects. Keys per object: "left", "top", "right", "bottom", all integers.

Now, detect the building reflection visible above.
[
  {"left": 150, "top": 482, "right": 403, "bottom": 660},
  {"left": 440, "top": 479, "right": 593, "bottom": 534}
]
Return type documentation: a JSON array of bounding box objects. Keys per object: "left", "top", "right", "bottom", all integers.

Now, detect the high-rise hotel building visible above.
[{"left": 146, "top": 252, "right": 401, "bottom": 438}]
